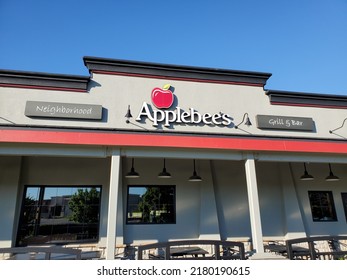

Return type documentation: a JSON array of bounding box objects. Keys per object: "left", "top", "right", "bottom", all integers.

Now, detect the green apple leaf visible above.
[{"left": 163, "top": 84, "right": 171, "bottom": 90}]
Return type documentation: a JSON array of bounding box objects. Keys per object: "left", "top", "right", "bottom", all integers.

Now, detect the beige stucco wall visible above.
[{"left": 0, "top": 73, "right": 345, "bottom": 140}]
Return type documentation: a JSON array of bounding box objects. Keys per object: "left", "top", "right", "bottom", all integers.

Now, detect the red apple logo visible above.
[{"left": 151, "top": 84, "right": 174, "bottom": 109}]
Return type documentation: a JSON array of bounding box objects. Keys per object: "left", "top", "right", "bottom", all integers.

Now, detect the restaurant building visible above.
[{"left": 1, "top": 56, "right": 347, "bottom": 259}]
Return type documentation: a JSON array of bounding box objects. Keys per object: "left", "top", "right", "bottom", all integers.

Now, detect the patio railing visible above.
[
  {"left": 0, "top": 245, "right": 102, "bottom": 260},
  {"left": 286, "top": 235, "right": 347, "bottom": 260},
  {"left": 137, "top": 239, "right": 246, "bottom": 260},
  {"left": 0, "top": 246, "right": 82, "bottom": 260}
]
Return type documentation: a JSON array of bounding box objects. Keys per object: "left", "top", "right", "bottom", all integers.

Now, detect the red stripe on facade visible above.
[
  {"left": 1, "top": 129, "right": 347, "bottom": 154},
  {"left": 91, "top": 70, "right": 264, "bottom": 87},
  {"left": 0, "top": 83, "right": 87, "bottom": 93}
]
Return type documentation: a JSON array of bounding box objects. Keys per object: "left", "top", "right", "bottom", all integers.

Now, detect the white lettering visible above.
[
  {"left": 222, "top": 114, "right": 232, "bottom": 126},
  {"left": 136, "top": 102, "right": 154, "bottom": 122},
  {"left": 212, "top": 113, "right": 222, "bottom": 125},
  {"left": 175, "top": 107, "right": 183, "bottom": 123},
  {"left": 35, "top": 105, "right": 93, "bottom": 116},
  {"left": 268, "top": 117, "right": 304, "bottom": 128},
  {"left": 164, "top": 110, "right": 177, "bottom": 127},
  {"left": 181, "top": 111, "right": 190, "bottom": 123},
  {"left": 190, "top": 108, "right": 202, "bottom": 124},
  {"left": 135, "top": 102, "right": 234, "bottom": 129},
  {"left": 202, "top": 113, "right": 212, "bottom": 124},
  {"left": 269, "top": 118, "right": 285, "bottom": 126},
  {"left": 291, "top": 120, "right": 303, "bottom": 126},
  {"left": 153, "top": 110, "right": 165, "bottom": 127}
]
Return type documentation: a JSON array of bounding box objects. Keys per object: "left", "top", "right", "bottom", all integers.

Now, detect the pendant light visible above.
[
  {"left": 300, "top": 163, "right": 314, "bottom": 181},
  {"left": 325, "top": 163, "right": 339, "bottom": 181},
  {"left": 125, "top": 158, "right": 140, "bottom": 178},
  {"left": 158, "top": 159, "right": 171, "bottom": 178},
  {"left": 189, "top": 159, "right": 202, "bottom": 182},
  {"left": 125, "top": 105, "right": 132, "bottom": 123},
  {"left": 235, "top": 113, "right": 252, "bottom": 129}
]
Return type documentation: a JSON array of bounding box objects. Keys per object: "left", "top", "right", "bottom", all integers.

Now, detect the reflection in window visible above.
[
  {"left": 308, "top": 191, "right": 337, "bottom": 222},
  {"left": 127, "top": 185, "right": 175, "bottom": 224},
  {"left": 17, "top": 186, "right": 101, "bottom": 246},
  {"left": 341, "top": 193, "right": 347, "bottom": 222}
]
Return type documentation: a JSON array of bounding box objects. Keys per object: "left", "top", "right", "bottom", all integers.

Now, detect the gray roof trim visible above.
[
  {"left": 83, "top": 56, "right": 272, "bottom": 86},
  {"left": 0, "top": 69, "right": 90, "bottom": 91},
  {"left": 266, "top": 90, "right": 347, "bottom": 108}
]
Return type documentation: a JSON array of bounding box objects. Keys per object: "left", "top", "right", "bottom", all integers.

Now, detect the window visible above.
[
  {"left": 341, "top": 193, "right": 347, "bottom": 222},
  {"left": 127, "top": 185, "right": 175, "bottom": 224},
  {"left": 308, "top": 191, "right": 337, "bottom": 222},
  {"left": 17, "top": 186, "right": 101, "bottom": 246}
]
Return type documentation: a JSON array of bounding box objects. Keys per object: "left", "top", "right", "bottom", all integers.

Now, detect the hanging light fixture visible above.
[
  {"left": 325, "top": 163, "right": 339, "bottom": 181},
  {"left": 125, "top": 158, "right": 140, "bottom": 178},
  {"left": 189, "top": 159, "right": 202, "bottom": 182},
  {"left": 125, "top": 105, "right": 132, "bottom": 123},
  {"left": 158, "top": 159, "right": 171, "bottom": 178},
  {"left": 329, "top": 117, "right": 347, "bottom": 134},
  {"left": 300, "top": 163, "right": 314, "bottom": 181},
  {"left": 235, "top": 113, "right": 252, "bottom": 129}
]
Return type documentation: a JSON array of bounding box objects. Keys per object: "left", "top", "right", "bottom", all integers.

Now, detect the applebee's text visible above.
[{"left": 136, "top": 102, "right": 233, "bottom": 127}]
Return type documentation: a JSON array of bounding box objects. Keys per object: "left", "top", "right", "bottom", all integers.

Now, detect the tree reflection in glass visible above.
[{"left": 127, "top": 185, "right": 175, "bottom": 224}]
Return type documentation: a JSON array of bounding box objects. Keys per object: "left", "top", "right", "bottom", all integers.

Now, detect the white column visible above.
[
  {"left": 244, "top": 156, "right": 264, "bottom": 253},
  {"left": 105, "top": 153, "right": 121, "bottom": 260}
]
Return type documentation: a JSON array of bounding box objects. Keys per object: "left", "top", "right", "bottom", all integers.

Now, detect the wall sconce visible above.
[
  {"left": 235, "top": 113, "right": 252, "bottom": 129},
  {"left": 329, "top": 117, "right": 347, "bottom": 134},
  {"left": 300, "top": 163, "right": 314, "bottom": 181},
  {"left": 125, "top": 105, "right": 132, "bottom": 123},
  {"left": 158, "top": 158, "right": 171, "bottom": 178},
  {"left": 125, "top": 158, "right": 140, "bottom": 178},
  {"left": 188, "top": 159, "right": 202, "bottom": 182},
  {"left": 325, "top": 163, "right": 339, "bottom": 181}
]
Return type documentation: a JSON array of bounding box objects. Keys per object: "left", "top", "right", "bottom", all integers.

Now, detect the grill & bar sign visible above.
[{"left": 256, "top": 115, "right": 314, "bottom": 131}]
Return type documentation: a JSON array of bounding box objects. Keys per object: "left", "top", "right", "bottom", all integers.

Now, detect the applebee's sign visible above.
[{"left": 135, "top": 84, "right": 233, "bottom": 127}]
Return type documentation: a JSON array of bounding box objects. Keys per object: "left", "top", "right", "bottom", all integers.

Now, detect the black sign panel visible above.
[{"left": 256, "top": 115, "right": 314, "bottom": 131}]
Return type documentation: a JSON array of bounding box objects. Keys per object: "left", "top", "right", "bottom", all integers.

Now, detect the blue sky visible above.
[{"left": 1, "top": 0, "right": 347, "bottom": 95}]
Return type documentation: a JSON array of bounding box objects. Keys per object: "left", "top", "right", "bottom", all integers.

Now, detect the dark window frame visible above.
[
  {"left": 126, "top": 185, "right": 176, "bottom": 225},
  {"left": 16, "top": 185, "right": 102, "bottom": 246},
  {"left": 341, "top": 193, "right": 347, "bottom": 223},
  {"left": 308, "top": 190, "right": 337, "bottom": 222}
]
